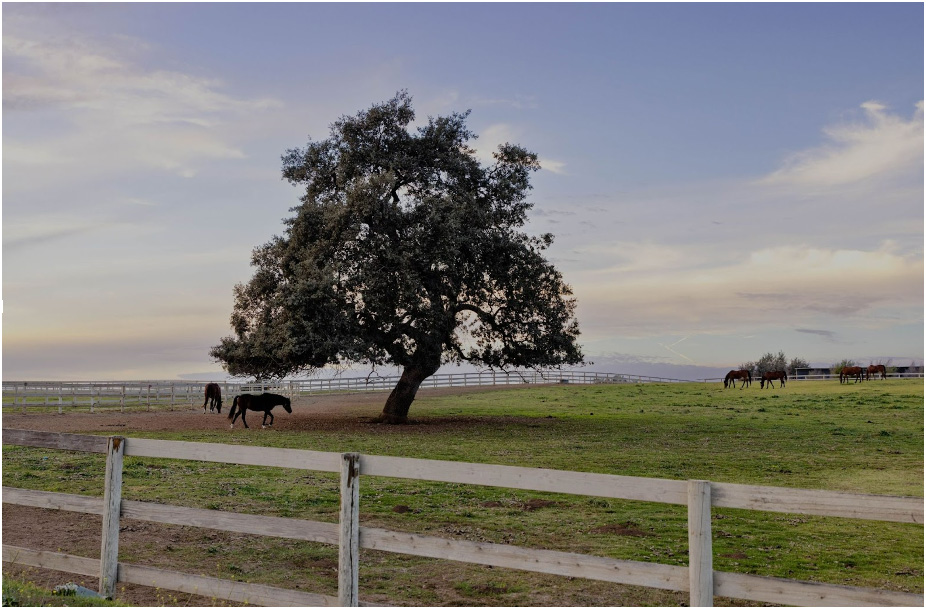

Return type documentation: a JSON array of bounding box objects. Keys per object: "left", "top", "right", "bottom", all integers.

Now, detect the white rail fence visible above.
[
  {"left": 0, "top": 371, "right": 690, "bottom": 412},
  {"left": 5, "top": 370, "right": 922, "bottom": 412},
  {"left": 2, "top": 429, "right": 922, "bottom": 607}
]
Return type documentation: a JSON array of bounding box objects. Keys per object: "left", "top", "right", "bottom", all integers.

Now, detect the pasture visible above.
[{"left": 3, "top": 380, "right": 923, "bottom": 606}]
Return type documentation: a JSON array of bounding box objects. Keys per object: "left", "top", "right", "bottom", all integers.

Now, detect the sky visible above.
[{"left": 2, "top": 2, "right": 923, "bottom": 381}]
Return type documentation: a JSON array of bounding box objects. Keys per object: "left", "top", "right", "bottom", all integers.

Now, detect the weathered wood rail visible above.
[
  {"left": 2, "top": 429, "right": 922, "bottom": 606},
  {"left": 0, "top": 372, "right": 692, "bottom": 412},
  {"left": 4, "top": 371, "right": 922, "bottom": 412}
]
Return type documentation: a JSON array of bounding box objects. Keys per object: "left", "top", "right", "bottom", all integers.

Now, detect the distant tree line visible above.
[
  {"left": 741, "top": 353, "right": 900, "bottom": 376},
  {"left": 831, "top": 358, "right": 895, "bottom": 375},
  {"left": 739, "top": 351, "right": 808, "bottom": 376}
]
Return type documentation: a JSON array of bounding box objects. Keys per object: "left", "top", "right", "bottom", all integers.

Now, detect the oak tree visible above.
[{"left": 211, "top": 92, "right": 583, "bottom": 423}]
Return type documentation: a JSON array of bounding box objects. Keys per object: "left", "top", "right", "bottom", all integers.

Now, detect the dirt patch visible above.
[
  {"left": 721, "top": 551, "right": 749, "bottom": 559},
  {"left": 1, "top": 385, "right": 532, "bottom": 606},
  {"left": 1, "top": 385, "right": 514, "bottom": 435}
]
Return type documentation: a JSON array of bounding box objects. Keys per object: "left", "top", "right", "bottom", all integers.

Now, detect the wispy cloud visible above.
[
  {"left": 3, "top": 23, "right": 281, "bottom": 182},
  {"left": 759, "top": 100, "right": 924, "bottom": 188},
  {"left": 4, "top": 223, "right": 104, "bottom": 251},
  {"left": 471, "top": 95, "right": 539, "bottom": 110},
  {"left": 796, "top": 328, "right": 837, "bottom": 342},
  {"left": 472, "top": 123, "right": 567, "bottom": 174},
  {"left": 573, "top": 242, "right": 923, "bottom": 337}
]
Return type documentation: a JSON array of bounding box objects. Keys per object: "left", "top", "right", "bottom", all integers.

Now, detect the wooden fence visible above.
[
  {"left": 2, "top": 429, "right": 923, "bottom": 607},
  {"left": 5, "top": 370, "right": 924, "bottom": 412},
  {"left": 1, "top": 371, "right": 695, "bottom": 412}
]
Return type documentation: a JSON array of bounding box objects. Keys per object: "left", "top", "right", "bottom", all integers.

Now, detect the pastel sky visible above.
[{"left": 3, "top": 2, "right": 923, "bottom": 381}]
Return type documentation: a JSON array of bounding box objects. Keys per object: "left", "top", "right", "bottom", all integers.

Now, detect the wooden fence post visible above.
[
  {"left": 100, "top": 436, "right": 125, "bottom": 599},
  {"left": 688, "top": 479, "right": 713, "bottom": 606},
  {"left": 338, "top": 452, "right": 360, "bottom": 606}
]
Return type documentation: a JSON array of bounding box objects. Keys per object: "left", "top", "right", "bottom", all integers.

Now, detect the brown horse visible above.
[
  {"left": 724, "top": 369, "right": 752, "bottom": 389},
  {"left": 840, "top": 366, "right": 863, "bottom": 384},
  {"left": 866, "top": 364, "right": 887, "bottom": 380},
  {"left": 203, "top": 383, "right": 222, "bottom": 414},
  {"left": 228, "top": 393, "right": 292, "bottom": 429},
  {"left": 760, "top": 370, "right": 787, "bottom": 389}
]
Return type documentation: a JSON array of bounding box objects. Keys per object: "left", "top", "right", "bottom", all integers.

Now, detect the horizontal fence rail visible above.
[
  {"left": 2, "top": 429, "right": 922, "bottom": 607},
  {"left": 0, "top": 371, "right": 690, "bottom": 412},
  {"left": 5, "top": 369, "right": 922, "bottom": 412}
]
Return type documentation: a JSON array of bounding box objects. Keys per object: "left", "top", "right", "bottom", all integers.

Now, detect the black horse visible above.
[
  {"left": 760, "top": 370, "right": 788, "bottom": 389},
  {"left": 724, "top": 369, "right": 751, "bottom": 389},
  {"left": 228, "top": 393, "right": 292, "bottom": 429},
  {"left": 203, "top": 383, "right": 223, "bottom": 414}
]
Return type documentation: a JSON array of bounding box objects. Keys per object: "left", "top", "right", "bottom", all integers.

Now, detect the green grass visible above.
[
  {"left": 1, "top": 578, "right": 126, "bottom": 607},
  {"left": 3, "top": 380, "right": 923, "bottom": 605}
]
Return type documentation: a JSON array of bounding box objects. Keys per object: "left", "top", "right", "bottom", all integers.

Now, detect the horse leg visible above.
[{"left": 262, "top": 410, "right": 274, "bottom": 428}]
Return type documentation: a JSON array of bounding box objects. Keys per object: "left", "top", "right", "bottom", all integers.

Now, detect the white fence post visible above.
[
  {"left": 99, "top": 436, "right": 125, "bottom": 599},
  {"left": 339, "top": 452, "right": 360, "bottom": 606},
  {"left": 688, "top": 479, "right": 713, "bottom": 607}
]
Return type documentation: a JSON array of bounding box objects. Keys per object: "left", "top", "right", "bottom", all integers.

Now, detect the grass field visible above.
[{"left": 3, "top": 380, "right": 923, "bottom": 606}]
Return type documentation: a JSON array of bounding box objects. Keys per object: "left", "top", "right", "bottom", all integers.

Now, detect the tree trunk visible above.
[{"left": 379, "top": 364, "right": 436, "bottom": 424}]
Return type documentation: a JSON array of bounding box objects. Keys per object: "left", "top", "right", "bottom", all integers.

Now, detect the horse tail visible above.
[{"left": 228, "top": 396, "right": 238, "bottom": 420}]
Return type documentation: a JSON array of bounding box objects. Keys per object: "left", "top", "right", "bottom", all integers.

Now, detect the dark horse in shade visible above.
[
  {"left": 228, "top": 393, "right": 292, "bottom": 429},
  {"left": 866, "top": 364, "right": 887, "bottom": 380},
  {"left": 723, "top": 369, "right": 752, "bottom": 389},
  {"left": 840, "top": 366, "right": 863, "bottom": 384},
  {"left": 760, "top": 370, "right": 788, "bottom": 389},
  {"left": 203, "top": 383, "right": 223, "bottom": 414}
]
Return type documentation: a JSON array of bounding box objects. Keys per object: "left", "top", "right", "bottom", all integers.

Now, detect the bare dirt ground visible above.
[{"left": 3, "top": 386, "right": 549, "bottom": 607}]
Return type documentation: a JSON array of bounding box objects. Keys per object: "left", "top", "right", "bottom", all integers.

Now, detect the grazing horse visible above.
[
  {"left": 228, "top": 393, "right": 292, "bottom": 429},
  {"left": 724, "top": 369, "right": 752, "bottom": 389},
  {"left": 203, "top": 383, "right": 223, "bottom": 414},
  {"left": 760, "top": 370, "right": 787, "bottom": 389},
  {"left": 840, "top": 366, "right": 863, "bottom": 384},
  {"left": 866, "top": 364, "right": 887, "bottom": 380}
]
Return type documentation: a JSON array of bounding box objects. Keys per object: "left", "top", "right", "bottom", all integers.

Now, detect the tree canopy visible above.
[
  {"left": 211, "top": 92, "right": 584, "bottom": 422},
  {"left": 740, "top": 351, "right": 809, "bottom": 376}
]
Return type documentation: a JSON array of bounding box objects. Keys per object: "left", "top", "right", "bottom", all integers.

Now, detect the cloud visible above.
[
  {"left": 471, "top": 95, "right": 539, "bottom": 110},
  {"left": 472, "top": 123, "right": 567, "bottom": 174},
  {"left": 796, "top": 328, "right": 837, "bottom": 342},
  {"left": 572, "top": 242, "right": 923, "bottom": 337},
  {"left": 759, "top": 101, "right": 924, "bottom": 188},
  {"left": 2, "top": 24, "right": 281, "bottom": 182},
  {"left": 538, "top": 156, "right": 568, "bottom": 175},
  {"left": 4, "top": 223, "right": 104, "bottom": 251}
]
